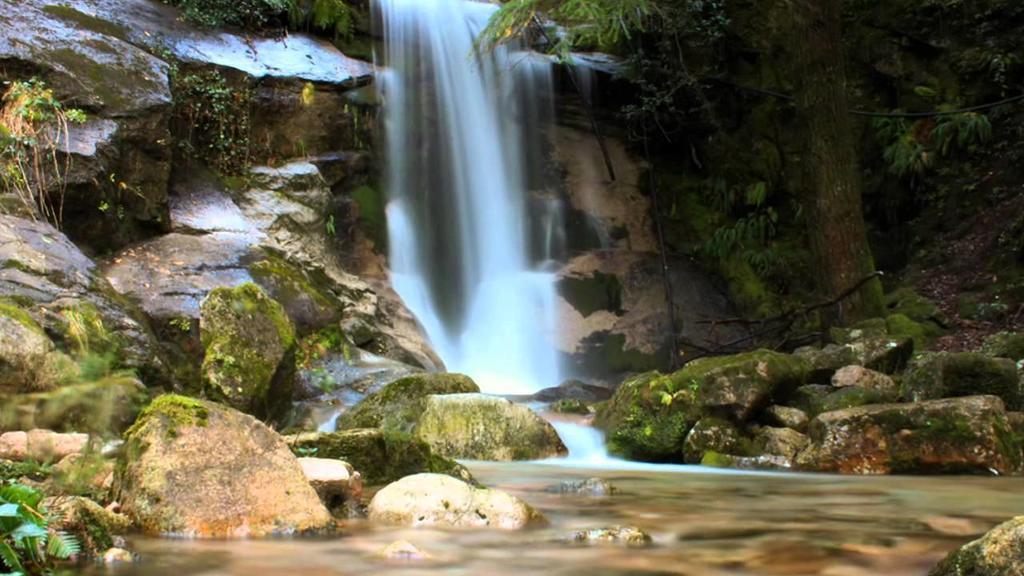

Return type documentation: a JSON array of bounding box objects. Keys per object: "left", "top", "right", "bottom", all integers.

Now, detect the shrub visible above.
[
  {"left": 0, "top": 483, "right": 80, "bottom": 574},
  {"left": 172, "top": 69, "right": 252, "bottom": 175}
]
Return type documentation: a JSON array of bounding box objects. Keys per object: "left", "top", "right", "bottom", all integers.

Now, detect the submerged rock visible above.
[
  {"left": 551, "top": 478, "right": 618, "bottom": 498},
  {"left": 414, "top": 394, "right": 567, "bottom": 461},
  {"left": 568, "top": 526, "right": 652, "bottom": 547},
  {"left": 902, "top": 352, "right": 1021, "bottom": 410},
  {"left": 797, "top": 396, "right": 1022, "bottom": 475},
  {"left": 115, "top": 395, "right": 332, "bottom": 537},
  {"left": 284, "top": 429, "right": 473, "bottom": 486},
  {"left": 368, "top": 473, "right": 545, "bottom": 530},
  {"left": 930, "top": 516, "right": 1024, "bottom": 576},
  {"left": 375, "top": 540, "right": 434, "bottom": 561},
  {"left": 200, "top": 283, "right": 296, "bottom": 417}
]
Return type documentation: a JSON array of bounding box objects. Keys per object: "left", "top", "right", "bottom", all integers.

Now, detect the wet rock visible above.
[
  {"left": 690, "top": 351, "right": 810, "bottom": 421},
  {"left": 0, "top": 430, "right": 88, "bottom": 462},
  {"left": 368, "top": 473, "right": 545, "bottom": 530},
  {"left": 46, "top": 496, "right": 131, "bottom": 557},
  {"left": 339, "top": 373, "right": 479, "bottom": 430},
  {"left": 297, "top": 457, "right": 362, "bottom": 514},
  {"left": 683, "top": 418, "right": 748, "bottom": 464},
  {"left": 902, "top": 352, "right": 1021, "bottom": 410},
  {"left": 0, "top": 378, "right": 148, "bottom": 437},
  {"left": 101, "top": 548, "right": 135, "bottom": 564},
  {"left": 757, "top": 427, "right": 810, "bottom": 461},
  {"left": 414, "top": 394, "right": 567, "bottom": 461},
  {"left": 0, "top": 216, "right": 169, "bottom": 385},
  {"left": 831, "top": 365, "right": 897, "bottom": 393},
  {"left": 797, "top": 396, "right": 1022, "bottom": 475},
  {"left": 115, "top": 395, "right": 332, "bottom": 537},
  {"left": 930, "top": 516, "right": 1024, "bottom": 576},
  {"left": 701, "top": 452, "right": 793, "bottom": 471},
  {"left": 980, "top": 331, "right": 1024, "bottom": 361},
  {"left": 200, "top": 283, "right": 296, "bottom": 417},
  {"left": 285, "top": 429, "right": 473, "bottom": 486},
  {"left": 568, "top": 526, "right": 652, "bottom": 547},
  {"left": 551, "top": 478, "right": 618, "bottom": 497},
  {"left": 764, "top": 405, "right": 809, "bottom": 432},
  {"left": 795, "top": 335, "right": 913, "bottom": 381},
  {"left": 375, "top": 540, "right": 434, "bottom": 561},
  {"left": 528, "top": 379, "right": 613, "bottom": 403}
]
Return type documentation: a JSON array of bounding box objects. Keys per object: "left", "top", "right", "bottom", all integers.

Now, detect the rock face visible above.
[
  {"left": 797, "top": 396, "right": 1022, "bottom": 475},
  {"left": 595, "top": 350, "right": 808, "bottom": 461},
  {"left": 115, "top": 395, "right": 332, "bottom": 537},
  {"left": 414, "top": 394, "right": 567, "bottom": 461},
  {"left": 0, "top": 216, "right": 168, "bottom": 385},
  {"left": 200, "top": 283, "right": 296, "bottom": 417},
  {"left": 902, "top": 352, "right": 1021, "bottom": 410},
  {"left": 368, "top": 473, "right": 545, "bottom": 530},
  {"left": 284, "top": 429, "right": 473, "bottom": 486},
  {"left": 930, "top": 516, "right": 1024, "bottom": 576}
]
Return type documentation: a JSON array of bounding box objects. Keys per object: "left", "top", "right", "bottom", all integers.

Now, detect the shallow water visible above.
[{"left": 83, "top": 461, "right": 1024, "bottom": 576}]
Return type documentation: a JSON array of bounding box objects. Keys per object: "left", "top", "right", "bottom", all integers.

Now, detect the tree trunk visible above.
[{"left": 792, "top": 0, "right": 884, "bottom": 324}]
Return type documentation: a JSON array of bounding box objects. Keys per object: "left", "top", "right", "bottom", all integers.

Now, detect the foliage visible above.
[
  {"left": 288, "top": 0, "right": 353, "bottom": 39},
  {"left": 0, "top": 79, "right": 86, "bottom": 229},
  {"left": 480, "top": 0, "right": 655, "bottom": 55},
  {"left": 172, "top": 70, "right": 252, "bottom": 175},
  {"left": 0, "top": 483, "right": 80, "bottom": 575},
  {"left": 873, "top": 108, "right": 993, "bottom": 181},
  {"left": 165, "top": 0, "right": 353, "bottom": 38}
]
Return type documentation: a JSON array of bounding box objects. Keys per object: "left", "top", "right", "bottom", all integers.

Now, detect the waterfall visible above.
[{"left": 376, "top": 0, "right": 562, "bottom": 394}]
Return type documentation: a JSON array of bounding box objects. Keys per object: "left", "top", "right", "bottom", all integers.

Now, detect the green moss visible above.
[
  {"left": 884, "top": 313, "right": 934, "bottom": 351},
  {"left": 249, "top": 254, "right": 337, "bottom": 319},
  {"left": 0, "top": 459, "right": 52, "bottom": 483},
  {"left": 558, "top": 272, "right": 623, "bottom": 317},
  {"left": 296, "top": 325, "right": 351, "bottom": 369},
  {"left": 350, "top": 184, "right": 387, "bottom": 249},
  {"left": 551, "top": 398, "right": 590, "bottom": 415},
  {"left": 980, "top": 332, "right": 1024, "bottom": 361},
  {"left": 338, "top": 373, "right": 479, "bottom": 431},
  {"left": 699, "top": 451, "right": 736, "bottom": 468},
  {"left": 125, "top": 394, "right": 208, "bottom": 441},
  {"left": 0, "top": 298, "right": 44, "bottom": 335},
  {"left": 41, "top": 5, "right": 129, "bottom": 40}
]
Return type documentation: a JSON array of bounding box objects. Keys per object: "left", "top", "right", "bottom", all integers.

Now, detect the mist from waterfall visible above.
[{"left": 376, "top": 0, "right": 561, "bottom": 394}]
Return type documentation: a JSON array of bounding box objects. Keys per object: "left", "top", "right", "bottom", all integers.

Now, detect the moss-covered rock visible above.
[
  {"left": 551, "top": 398, "right": 591, "bottom": 415},
  {"left": 930, "top": 516, "right": 1024, "bottom": 576},
  {"left": 690, "top": 350, "right": 810, "bottom": 421},
  {"left": 795, "top": 333, "right": 914, "bottom": 381},
  {"left": 248, "top": 253, "right": 342, "bottom": 334},
  {"left": 763, "top": 405, "right": 810, "bottom": 432},
  {"left": 682, "top": 418, "right": 749, "bottom": 464},
  {"left": 45, "top": 496, "right": 130, "bottom": 557},
  {"left": 815, "top": 385, "right": 898, "bottom": 413},
  {"left": 902, "top": 352, "right": 1021, "bottom": 410},
  {"left": 756, "top": 426, "right": 810, "bottom": 461},
  {"left": 980, "top": 332, "right": 1024, "bottom": 362},
  {"left": 338, "top": 373, "right": 479, "bottom": 431},
  {"left": 414, "top": 394, "right": 567, "bottom": 461},
  {"left": 798, "top": 396, "right": 1022, "bottom": 475},
  {"left": 787, "top": 384, "right": 835, "bottom": 416},
  {"left": 115, "top": 395, "right": 331, "bottom": 537},
  {"left": 284, "top": 429, "right": 474, "bottom": 486},
  {"left": 0, "top": 377, "right": 147, "bottom": 436},
  {"left": 200, "top": 283, "right": 296, "bottom": 417}
]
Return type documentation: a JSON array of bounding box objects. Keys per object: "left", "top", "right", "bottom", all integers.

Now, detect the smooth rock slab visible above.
[{"left": 368, "top": 473, "right": 545, "bottom": 530}]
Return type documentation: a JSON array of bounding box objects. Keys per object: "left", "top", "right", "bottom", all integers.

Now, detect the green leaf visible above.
[
  {"left": 0, "top": 505, "right": 19, "bottom": 518},
  {"left": 0, "top": 540, "right": 24, "bottom": 572}
]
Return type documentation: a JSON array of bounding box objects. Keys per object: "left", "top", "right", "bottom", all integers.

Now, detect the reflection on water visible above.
[{"left": 81, "top": 462, "right": 1024, "bottom": 576}]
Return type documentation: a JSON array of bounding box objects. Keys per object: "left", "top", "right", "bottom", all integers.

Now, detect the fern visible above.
[{"left": 0, "top": 482, "right": 80, "bottom": 574}]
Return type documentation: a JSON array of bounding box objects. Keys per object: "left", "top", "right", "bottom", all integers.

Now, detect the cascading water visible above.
[{"left": 377, "top": 0, "right": 561, "bottom": 394}]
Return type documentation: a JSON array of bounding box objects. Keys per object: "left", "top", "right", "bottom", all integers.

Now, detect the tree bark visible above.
[{"left": 791, "top": 0, "right": 884, "bottom": 324}]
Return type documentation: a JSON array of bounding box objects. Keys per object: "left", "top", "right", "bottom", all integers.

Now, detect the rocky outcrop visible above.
[
  {"left": 797, "top": 396, "right": 1022, "bottom": 475},
  {"left": 284, "top": 429, "right": 473, "bottom": 486},
  {"left": 200, "top": 283, "right": 296, "bottom": 417},
  {"left": 0, "top": 216, "right": 169, "bottom": 385},
  {"left": 902, "top": 352, "right": 1021, "bottom": 410},
  {"left": 367, "top": 473, "right": 545, "bottom": 530},
  {"left": 930, "top": 516, "right": 1024, "bottom": 576},
  {"left": 115, "top": 395, "right": 332, "bottom": 537}
]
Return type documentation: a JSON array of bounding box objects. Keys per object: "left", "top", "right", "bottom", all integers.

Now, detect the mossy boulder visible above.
[
  {"left": 0, "top": 377, "right": 148, "bottom": 436},
  {"left": 815, "top": 386, "right": 898, "bottom": 414},
  {"left": 930, "top": 516, "right": 1024, "bottom": 576},
  {"left": 788, "top": 384, "right": 835, "bottom": 416},
  {"left": 200, "top": 283, "right": 296, "bottom": 417},
  {"left": 682, "top": 418, "right": 749, "bottom": 464},
  {"left": 797, "top": 396, "right": 1022, "bottom": 475},
  {"left": 757, "top": 427, "right": 810, "bottom": 461},
  {"left": 902, "top": 352, "right": 1021, "bottom": 410},
  {"left": 338, "top": 373, "right": 479, "bottom": 431},
  {"left": 368, "top": 473, "right": 546, "bottom": 530},
  {"left": 284, "top": 429, "right": 474, "bottom": 486},
  {"left": 248, "top": 253, "right": 342, "bottom": 334},
  {"left": 689, "top": 350, "right": 810, "bottom": 420},
  {"left": 551, "top": 398, "right": 591, "bottom": 415},
  {"left": 413, "top": 394, "right": 567, "bottom": 461},
  {"left": 980, "top": 332, "right": 1024, "bottom": 362},
  {"left": 795, "top": 334, "right": 914, "bottom": 381},
  {"left": 831, "top": 365, "right": 898, "bottom": 393},
  {"left": 115, "top": 395, "right": 332, "bottom": 537}
]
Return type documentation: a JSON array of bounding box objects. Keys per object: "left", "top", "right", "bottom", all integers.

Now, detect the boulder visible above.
[
  {"left": 0, "top": 377, "right": 148, "bottom": 436},
  {"left": 297, "top": 457, "right": 362, "bottom": 514},
  {"left": 115, "top": 395, "right": 332, "bottom": 537},
  {"left": 701, "top": 452, "right": 793, "bottom": 471},
  {"left": 930, "top": 516, "right": 1024, "bottom": 576},
  {"left": 413, "top": 394, "right": 567, "bottom": 461},
  {"left": 902, "top": 352, "right": 1021, "bottom": 410},
  {"left": 797, "top": 396, "right": 1022, "bottom": 475},
  {"left": 788, "top": 384, "right": 835, "bottom": 416},
  {"left": 831, "top": 365, "right": 897, "bottom": 393},
  {"left": 0, "top": 430, "right": 88, "bottom": 462},
  {"left": 0, "top": 304, "right": 69, "bottom": 393},
  {"left": 756, "top": 427, "right": 810, "bottom": 461},
  {"left": 339, "top": 373, "right": 479, "bottom": 430},
  {"left": 367, "top": 473, "right": 545, "bottom": 530},
  {"left": 980, "top": 332, "right": 1024, "bottom": 361},
  {"left": 682, "top": 418, "right": 748, "bottom": 464},
  {"left": 815, "top": 386, "right": 899, "bottom": 413},
  {"left": 568, "top": 526, "right": 652, "bottom": 547},
  {"left": 200, "top": 283, "right": 296, "bottom": 417},
  {"left": 0, "top": 216, "right": 169, "bottom": 385},
  {"left": 795, "top": 335, "right": 913, "bottom": 381},
  {"left": 764, "top": 405, "right": 809, "bottom": 432},
  {"left": 284, "top": 429, "right": 473, "bottom": 486}
]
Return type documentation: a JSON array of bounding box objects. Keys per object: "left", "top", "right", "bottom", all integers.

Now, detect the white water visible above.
[{"left": 377, "top": 0, "right": 561, "bottom": 395}]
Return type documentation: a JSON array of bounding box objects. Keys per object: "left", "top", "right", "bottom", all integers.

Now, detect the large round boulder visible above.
[
  {"left": 930, "top": 516, "right": 1024, "bottom": 576},
  {"left": 115, "top": 395, "right": 332, "bottom": 537},
  {"left": 368, "top": 473, "right": 545, "bottom": 530}
]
